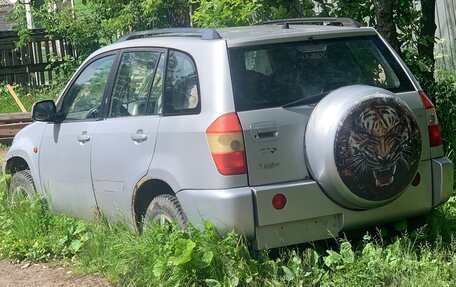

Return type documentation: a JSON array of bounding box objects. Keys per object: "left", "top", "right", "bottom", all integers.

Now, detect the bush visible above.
[{"left": 434, "top": 70, "right": 456, "bottom": 163}]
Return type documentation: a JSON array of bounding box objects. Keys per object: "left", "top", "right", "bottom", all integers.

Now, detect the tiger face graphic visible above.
[{"left": 334, "top": 97, "right": 421, "bottom": 201}]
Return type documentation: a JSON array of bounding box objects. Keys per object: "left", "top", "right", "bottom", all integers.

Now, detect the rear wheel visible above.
[
  {"left": 144, "top": 194, "right": 187, "bottom": 229},
  {"left": 8, "top": 170, "right": 36, "bottom": 202}
]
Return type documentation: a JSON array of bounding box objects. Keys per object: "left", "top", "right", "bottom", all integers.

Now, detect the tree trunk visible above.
[
  {"left": 373, "top": 0, "right": 402, "bottom": 56},
  {"left": 418, "top": 0, "right": 436, "bottom": 95}
]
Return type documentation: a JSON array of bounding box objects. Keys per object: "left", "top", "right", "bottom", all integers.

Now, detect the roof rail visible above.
[
  {"left": 117, "top": 28, "right": 222, "bottom": 42},
  {"left": 262, "top": 17, "right": 362, "bottom": 28}
]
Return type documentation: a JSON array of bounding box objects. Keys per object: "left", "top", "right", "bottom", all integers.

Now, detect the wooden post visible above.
[{"left": 6, "top": 85, "right": 27, "bottom": 112}]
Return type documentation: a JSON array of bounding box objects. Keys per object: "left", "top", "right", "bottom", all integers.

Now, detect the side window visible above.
[
  {"left": 61, "top": 55, "right": 115, "bottom": 121},
  {"left": 164, "top": 51, "right": 200, "bottom": 114},
  {"left": 109, "top": 51, "right": 160, "bottom": 117},
  {"left": 148, "top": 53, "right": 165, "bottom": 115}
]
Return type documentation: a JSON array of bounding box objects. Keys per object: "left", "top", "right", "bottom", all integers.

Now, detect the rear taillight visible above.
[
  {"left": 419, "top": 91, "right": 442, "bottom": 147},
  {"left": 206, "top": 113, "right": 247, "bottom": 175}
]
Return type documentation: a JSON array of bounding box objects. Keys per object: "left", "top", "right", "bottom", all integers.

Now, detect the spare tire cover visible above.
[{"left": 305, "top": 85, "right": 421, "bottom": 209}]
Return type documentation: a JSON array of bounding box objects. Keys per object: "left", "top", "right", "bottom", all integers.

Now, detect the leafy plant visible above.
[
  {"left": 0, "top": 189, "right": 88, "bottom": 261},
  {"left": 434, "top": 70, "right": 456, "bottom": 163},
  {"left": 192, "top": 0, "right": 263, "bottom": 27},
  {"left": 0, "top": 84, "right": 59, "bottom": 113}
]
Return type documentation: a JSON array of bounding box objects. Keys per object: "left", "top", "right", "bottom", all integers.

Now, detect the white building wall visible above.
[{"left": 436, "top": 0, "right": 456, "bottom": 70}]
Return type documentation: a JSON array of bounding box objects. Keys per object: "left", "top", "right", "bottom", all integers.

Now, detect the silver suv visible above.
[{"left": 5, "top": 18, "right": 453, "bottom": 249}]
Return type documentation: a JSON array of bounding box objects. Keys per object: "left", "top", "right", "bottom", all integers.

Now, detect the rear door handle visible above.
[
  {"left": 256, "top": 127, "right": 278, "bottom": 138},
  {"left": 131, "top": 129, "right": 148, "bottom": 143},
  {"left": 77, "top": 132, "right": 91, "bottom": 144}
]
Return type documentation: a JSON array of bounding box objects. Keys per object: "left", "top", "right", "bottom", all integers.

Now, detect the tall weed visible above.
[
  {"left": 0, "top": 175, "right": 456, "bottom": 286},
  {"left": 0, "top": 84, "right": 61, "bottom": 114},
  {"left": 0, "top": 186, "right": 87, "bottom": 261}
]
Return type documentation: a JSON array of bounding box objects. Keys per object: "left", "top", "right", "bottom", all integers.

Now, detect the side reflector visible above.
[{"left": 272, "top": 194, "right": 287, "bottom": 210}]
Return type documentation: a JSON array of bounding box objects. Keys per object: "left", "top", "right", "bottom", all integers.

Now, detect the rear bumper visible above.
[
  {"left": 176, "top": 187, "right": 255, "bottom": 239},
  {"left": 177, "top": 158, "right": 453, "bottom": 249}
]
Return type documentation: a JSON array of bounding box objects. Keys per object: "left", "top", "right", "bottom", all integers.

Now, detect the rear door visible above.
[
  {"left": 90, "top": 49, "right": 165, "bottom": 223},
  {"left": 228, "top": 35, "right": 421, "bottom": 186}
]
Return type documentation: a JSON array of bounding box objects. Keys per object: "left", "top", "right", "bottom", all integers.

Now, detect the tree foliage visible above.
[
  {"left": 192, "top": 0, "right": 262, "bottom": 27},
  {"left": 9, "top": 0, "right": 438, "bottom": 90},
  {"left": 317, "top": 0, "right": 435, "bottom": 92}
]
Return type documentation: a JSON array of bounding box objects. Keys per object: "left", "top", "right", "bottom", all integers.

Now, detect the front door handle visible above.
[
  {"left": 131, "top": 129, "right": 148, "bottom": 143},
  {"left": 77, "top": 132, "right": 91, "bottom": 144}
]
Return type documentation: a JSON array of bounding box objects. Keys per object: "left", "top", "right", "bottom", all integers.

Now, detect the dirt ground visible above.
[{"left": 0, "top": 260, "right": 112, "bottom": 287}]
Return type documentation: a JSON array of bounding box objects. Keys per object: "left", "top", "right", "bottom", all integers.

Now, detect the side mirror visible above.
[{"left": 32, "top": 100, "right": 56, "bottom": 122}]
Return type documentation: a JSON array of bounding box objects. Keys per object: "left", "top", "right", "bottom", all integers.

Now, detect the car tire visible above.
[
  {"left": 8, "top": 169, "right": 36, "bottom": 202},
  {"left": 144, "top": 194, "right": 187, "bottom": 229}
]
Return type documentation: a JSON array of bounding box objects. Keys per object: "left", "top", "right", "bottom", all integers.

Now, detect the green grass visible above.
[
  {"left": 1, "top": 178, "right": 456, "bottom": 286},
  {"left": 0, "top": 175, "right": 87, "bottom": 261},
  {"left": 0, "top": 84, "right": 60, "bottom": 114}
]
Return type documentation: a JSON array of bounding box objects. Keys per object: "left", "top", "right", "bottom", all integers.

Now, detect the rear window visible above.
[{"left": 229, "top": 35, "right": 415, "bottom": 111}]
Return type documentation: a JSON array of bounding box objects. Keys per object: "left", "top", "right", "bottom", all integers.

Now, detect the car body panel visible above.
[
  {"left": 219, "top": 26, "right": 378, "bottom": 47},
  {"left": 4, "top": 122, "right": 47, "bottom": 194},
  {"left": 253, "top": 160, "right": 432, "bottom": 228},
  {"left": 150, "top": 113, "right": 247, "bottom": 192},
  {"left": 90, "top": 116, "right": 161, "bottom": 223},
  {"left": 38, "top": 122, "right": 98, "bottom": 220},
  {"left": 238, "top": 107, "right": 312, "bottom": 186},
  {"left": 432, "top": 157, "right": 454, "bottom": 206},
  {"left": 177, "top": 187, "right": 255, "bottom": 238}
]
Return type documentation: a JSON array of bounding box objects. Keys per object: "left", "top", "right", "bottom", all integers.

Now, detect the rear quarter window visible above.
[{"left": 163, "top": 50, "right": 201, "bottom": 115}]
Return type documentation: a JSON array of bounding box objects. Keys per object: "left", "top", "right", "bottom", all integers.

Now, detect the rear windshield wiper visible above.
[{"left": 282, "top": 90, "right": 333, "bottom": 108}]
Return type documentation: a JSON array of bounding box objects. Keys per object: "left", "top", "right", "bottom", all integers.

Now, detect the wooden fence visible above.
[
  {"left": 436, "top": 0, "right": 456, "bottom": 71},
  {"left": 0, "top": 29, "right": 76, "bottom": 86},
  {"left": 0, "top": 112, "right": 31, "bottom": 144}
]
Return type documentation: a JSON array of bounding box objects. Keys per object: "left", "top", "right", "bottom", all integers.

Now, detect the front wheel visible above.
[
  {"left": 144, "top": 194, "right": 187, "bottom": 229},
  {"left": 8, "top": 170, "right": 36, "bottom": 202}
]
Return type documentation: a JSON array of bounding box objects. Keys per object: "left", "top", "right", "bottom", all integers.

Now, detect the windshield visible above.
[{"left": 228, "top": 35, "right": 415, "bottom": 111}]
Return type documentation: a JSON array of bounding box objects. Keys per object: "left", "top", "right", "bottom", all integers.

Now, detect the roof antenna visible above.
[{"left": 282, "top": 22, "right": 289, "bottom": 29}]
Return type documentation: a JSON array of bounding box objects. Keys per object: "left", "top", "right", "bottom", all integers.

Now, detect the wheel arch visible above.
[
  {"left": 5, "top": 156, "right": 29, "bottom": 174},
  {"left": 132, "top": 177, "right": 175, "bottom": 228},
  {"left": 5, "top": 155, "right": 43, "bottom": 196}
]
